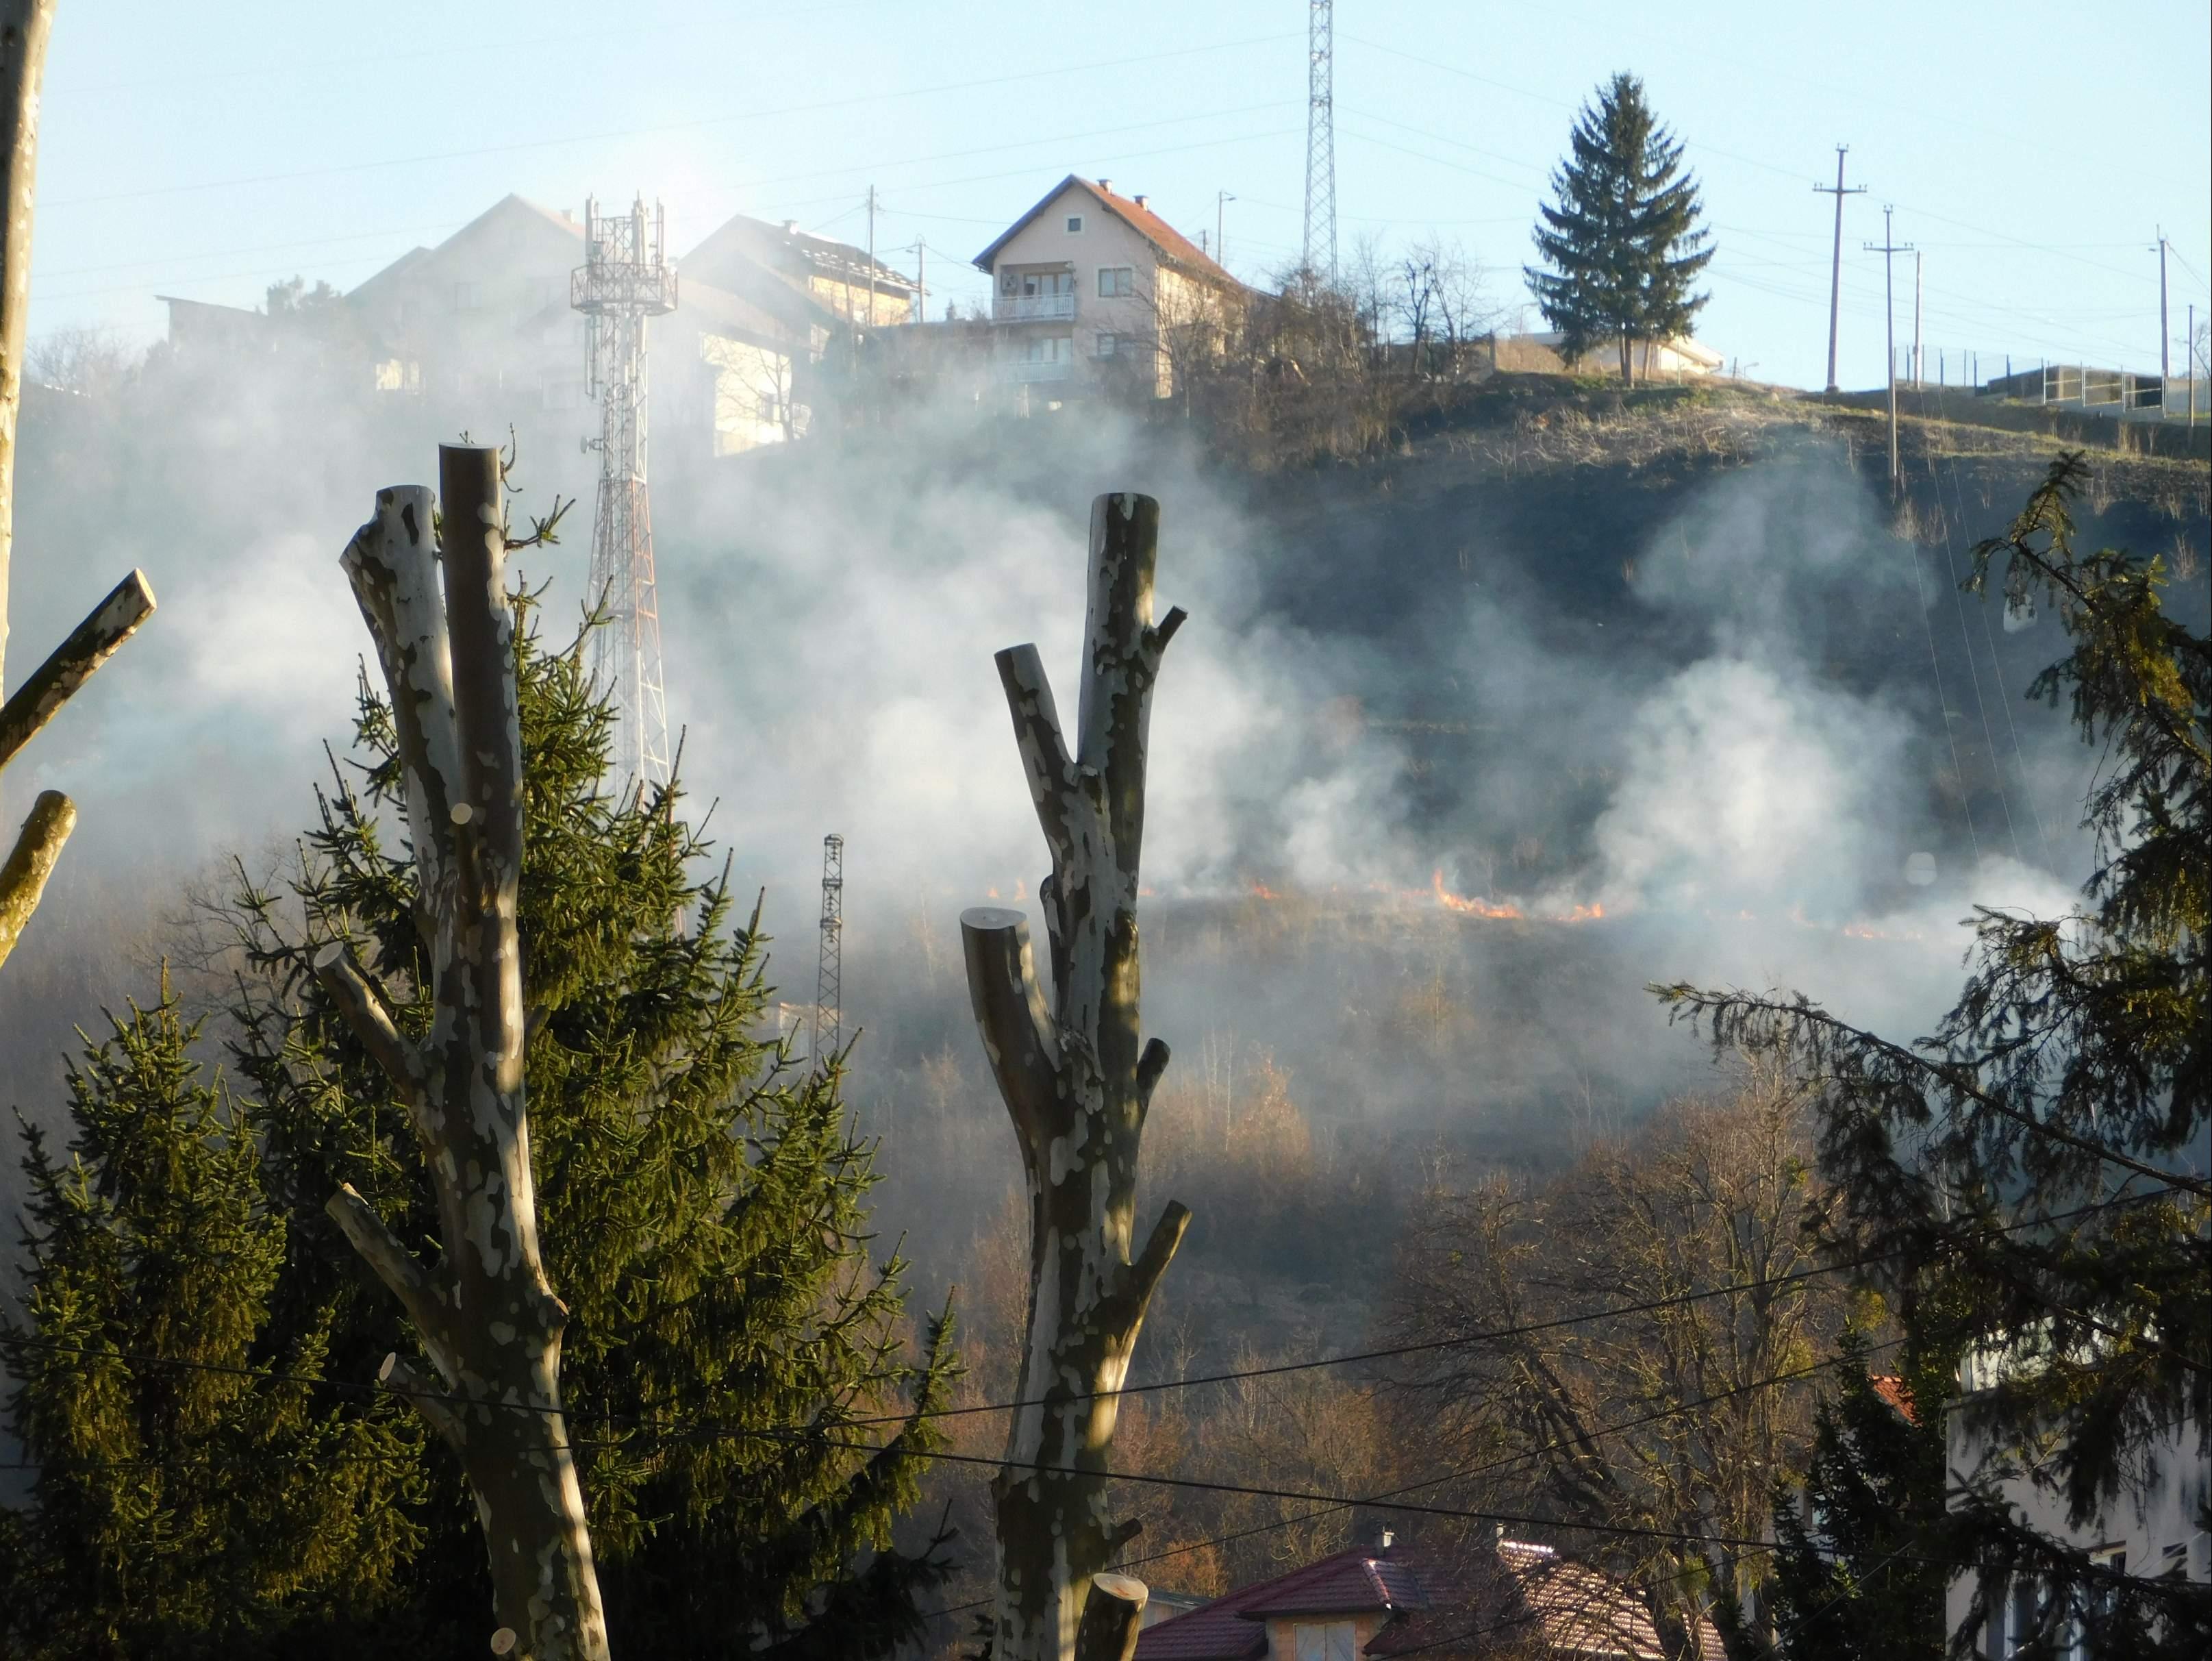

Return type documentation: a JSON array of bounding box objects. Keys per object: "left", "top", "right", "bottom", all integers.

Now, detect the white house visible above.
[
  {"left": 971, "top": 175, "right": 1245, "bottom": 399},
  {"left": 1947, "top": 1345, "right": 2209, "bottom": 1656}
]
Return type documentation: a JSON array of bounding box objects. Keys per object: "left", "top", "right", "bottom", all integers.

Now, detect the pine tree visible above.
[
  {"left": 1768, "top": 1329, "right": 1950, "bottom": 1660},
  {"left": 0, "top": 986, "right": 423, "bottom": 1658},
  {"left": 1661, "top": 453, "right": 2211, "bottom": 1658},
  {"left": 1525, "top": 72, "right": 1713, "bottom": 386},
  {"left": 4, "top": 602, "right": 958, "bottom": 1657}
]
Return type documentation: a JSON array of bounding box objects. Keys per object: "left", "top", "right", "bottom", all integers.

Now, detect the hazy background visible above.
[{"left": 28, "top": 1, "right": 2211, "bottom": 392}]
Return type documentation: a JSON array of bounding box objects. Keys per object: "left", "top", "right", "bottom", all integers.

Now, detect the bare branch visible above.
[
  {"left": 312, "top": 941, "right": 423, "bottom": 1096},
  {"left": 994, "top": 644, "right": 1076, "bottom": 845},
  {"left": 0, "top": 788, "right": 71, "bottom": 970},
  {"left": 379, "top": 1350, "right": 466, "bottom": 1456},
  {"left": 961, "top": 906, "right": 1061, "bottom": 1158},
  {"left": 1135, "top": 1038, "right": 1170, "bottom": 1116},
  {"left": 0, "top": 569, "right": 157, "bottom": 773},
  {"left": 327, "top": 1182, "right": 448, "bottom": 1360},
  {"left": 1122, "top": 1201, "right": 1190, "bottom": 1318}
]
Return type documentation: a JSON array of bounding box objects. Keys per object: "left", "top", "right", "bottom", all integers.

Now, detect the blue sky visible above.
[{"left": 30, "top": 0, "right": 2211, "bottom": 391}]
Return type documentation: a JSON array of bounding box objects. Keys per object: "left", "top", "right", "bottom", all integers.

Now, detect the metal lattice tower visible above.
[
  {"left": 1303, "top": 0, "right": 1337, "bottom": 284},
  {"left": 572, "top": 196, "right": 677, "bottom": 787},
  {"left": 813, "top": 834, "right": 844, "bottom": 1066}
]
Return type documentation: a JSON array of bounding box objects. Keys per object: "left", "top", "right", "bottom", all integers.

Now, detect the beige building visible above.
[{"left": 972, "top": 175, "right": 1244, "bottom": 399}]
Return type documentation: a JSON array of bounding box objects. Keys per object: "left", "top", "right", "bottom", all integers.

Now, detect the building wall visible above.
[
  {"left": 1259, "top": 1611, "right": 1387, "bottom": 1660},
  {"left": 1945, "top": 1407, "right": 2209, "bottom": 1654},
  {"left": 806, "top": 272, "right": 914, "bottom": 327},
  {"left": 699, "top": 332, "right": 803, "bottom": 455},
  {"left": 986, "top": 187, "right": 1167, "bottom": 395}
]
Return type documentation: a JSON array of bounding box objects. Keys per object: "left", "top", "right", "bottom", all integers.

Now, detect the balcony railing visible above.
[
  {"left": 993, "top": 293, "right": 1077, "bottom": 323},
  {"left": 996, "top": 359, "right": 1074, "bottom": 384}
]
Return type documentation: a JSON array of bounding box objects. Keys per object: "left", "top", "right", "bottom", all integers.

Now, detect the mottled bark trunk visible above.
[
  {"left": 0, "top": 5, "right": 158, "bottom": 973},
  {"left": 318, "top": 446, "right": 609, "bottom": 1661},
  {"left": 0, "top": 0, "right": 58, "bottom": 690},
  {"left": 963, "top": 493, "right": 1190, "bottom": 1661}
]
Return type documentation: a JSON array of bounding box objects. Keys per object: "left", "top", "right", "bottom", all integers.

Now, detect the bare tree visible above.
[
  {"left": 313, "top": 446, "right": 608, "bottom": 1661},
  {"left": 962, "top": 493, "right": 1190, "bottom": 1661},
  {"left": 25, "top": 324, "right": 138, "bottom": 398},
  {"left": 0, "top": 1, "right": 158, "bottom": 972},
  {"left": 1383, "top": 1060, "right": 1846, "bottom": 1660}
]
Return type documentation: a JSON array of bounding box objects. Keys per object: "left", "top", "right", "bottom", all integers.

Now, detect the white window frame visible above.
[
  {"left": 1098, "top": 266, "right": 1135, "bottom": 299},
  {"left": 1065, "top": 214, "right": 1084, "bottom": 234},
  {"left": 1096, "top": 332, "right": 1118, "bottom": 359}
]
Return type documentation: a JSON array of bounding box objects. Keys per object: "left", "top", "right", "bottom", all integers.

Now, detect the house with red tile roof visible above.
[
  {"left": 1134, "top": 1532, "right": 1720, "bottom": 1661},
  {"left": 972, "top": 175, "right": 1247, "bottom": 401}
]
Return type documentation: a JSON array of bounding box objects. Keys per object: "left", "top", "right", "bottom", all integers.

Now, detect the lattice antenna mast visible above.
[
  {"left": 1303, "top": 0, "right": 1337, "bottom": 285},
  {"left": 813, "top": 834, "right": 844, "bottom": 1066},
  {"left": 573, "top": 195, "right": 678, "bottom": 787}
]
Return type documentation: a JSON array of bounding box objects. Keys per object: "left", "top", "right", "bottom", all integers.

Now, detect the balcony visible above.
[
  {"left": 996, "top": 359, "right": 1074, "bottom": 384},
  {"left": 993, "top": 293, "right": 1077, "bottom": 324}
]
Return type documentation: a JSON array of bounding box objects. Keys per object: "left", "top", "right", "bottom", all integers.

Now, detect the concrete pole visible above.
[
  {"left": 1912, "top": 250, "right": 1923, "bottom": 388},
  {"left": 1815, "top": 146, "right": 1863, "bottom": 396}
]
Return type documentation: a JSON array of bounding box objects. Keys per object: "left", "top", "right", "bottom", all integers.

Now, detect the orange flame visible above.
[
  {"left": 1430, "top": 871, "right": 1523, "bottom": 919},
  {"left": 1248, "top": 881, "right": 1281, "bottom": 901}
]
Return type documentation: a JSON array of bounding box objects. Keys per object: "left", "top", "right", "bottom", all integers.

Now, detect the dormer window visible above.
[
  {"left": 1292, "top": 1621, "right": 1357, "bottom": 1661},
  {"left": 1066, "top": 214, "right": 1084, "bottom": 234}
]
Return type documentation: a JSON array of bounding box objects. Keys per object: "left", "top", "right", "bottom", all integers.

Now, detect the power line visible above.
[{"left": 43, "top": 32, "right": 1303, "bottom": 212}]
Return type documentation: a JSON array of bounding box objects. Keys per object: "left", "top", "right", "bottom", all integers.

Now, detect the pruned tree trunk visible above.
[
  {"left": 316, "top": 445, "right": 609, "bottom": 1661},
  {"left": 0, "top": 0, "right": 58, "bottom": 690},
  {"left": 962, "top": 492, "right": 1190, "bottom": 1661},
  {"left": 0, "top": 3, "right": 158, "bottom": 973}
]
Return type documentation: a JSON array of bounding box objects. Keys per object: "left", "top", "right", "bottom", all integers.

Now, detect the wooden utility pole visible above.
[
  {"left": 866, "top": 184, "right": 878, "bottom": 329},
  {"left": 963, "top": 493, "right": 1190, "bottom": 1661},
  {"left": 1813, "top": 145, "right": 1864, "bottom": 395},
  {"left": 1865, "top": 205, "right": 1911, "bottom": 492},
  {"left": 912, "top": 238, "right": 927, "bottom": 323},
  {"left": 0, "top": 1, "right": 158, "bottom": 973},
  {"left": 1216, "top": 190, "right": 1234, "bottom": 268},
  {"left": 318, "top": 447, "right": 609, "bottom": 1661}
]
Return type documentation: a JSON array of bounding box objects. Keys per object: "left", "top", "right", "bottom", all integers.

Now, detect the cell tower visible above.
[
  {"left": 572, "top": 196, "right": 678, "bottom": 786},
  {"left": 1303, "top": 0, "right": 1337, "bottom": 283},
  {"left": 813, "top": 834, "right": 844, "bottom": 1067}
]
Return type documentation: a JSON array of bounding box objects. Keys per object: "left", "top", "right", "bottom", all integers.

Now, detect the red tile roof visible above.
[
  {"left": 1134, "top": 1538, "right": 1725, "bottom": 1661},
  {"left": 1868, "top": 1373, "right": 1920, "bottom": 1424},
  {"left": 971, "top": 175, "right": 1242, "bottom": 289}
]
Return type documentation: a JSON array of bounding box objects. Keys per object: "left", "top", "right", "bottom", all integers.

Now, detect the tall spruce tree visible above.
[
  {"left": 1526, "top": 72, "right": 1713, "bottom": 386},
  {"left": 1768, "top": 1328, "right": 1950, "bottom": 1660},
  {"left": 1661, "top": 454, "right": 2211, "bottom": 1658},
  {"left": 0, "top": 987, "right": 424, "bottom": 1657},
  {"left": 3, "top": 600, "right": 957, "bottom": 1658}
]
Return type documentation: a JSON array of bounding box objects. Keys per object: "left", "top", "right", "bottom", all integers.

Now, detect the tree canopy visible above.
[
  {"left": 3, "top": 599, "right": 957, "bottom": 1659},
  {"left": 1526, "top": 71, "right": 1713, "bottom": 385},
  {"left": 1659, "top": 453, "right": 2211, "bottom": 1658}
]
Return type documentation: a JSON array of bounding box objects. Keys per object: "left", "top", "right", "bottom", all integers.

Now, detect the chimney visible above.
[
  {"left": 1097, "top": 178, "right": 1114, "bottom": 195},
  {"left": 1133, "top": 194, "right": 1149, "bottom": 210},
  {"left": 1377, "top": 1526, "right": 1395, "bottom": 1551}
]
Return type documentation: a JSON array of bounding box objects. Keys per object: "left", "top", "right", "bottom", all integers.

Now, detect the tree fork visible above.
[
  {"left": 962, "top": 492, "right": 1190, "bottom": 1661},
  {"left": 319, "top": 447, "right": 609, "bottom": 1661}
]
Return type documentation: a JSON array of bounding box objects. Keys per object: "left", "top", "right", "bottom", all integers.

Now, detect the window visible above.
[
  {"left": 1020, "top": 335, "right": 1072, "bottom": 364},
  {"left": 1096, "top": 332, "right": 1118, "bottom": 359},
  {"left": 1065, "top": 214, "right": 1084, "bottom": 233},
  {"left": 452, "top": 280, "right": 483, "bottom": 311},
  {"left": 1292, "top": 1623, "right": 1357, "bottom": 1661},
  {"left": 1098, "top": 266, "right": 1135, "bottom": 298},
  {"left": 1022, "top": 271, "right": 1074, "bottom": 298}
]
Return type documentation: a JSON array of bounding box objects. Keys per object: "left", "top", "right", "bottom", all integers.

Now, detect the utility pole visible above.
[
  {"left": 1303, "top": 1, "right": 1337, "bottom": 284},
  {"left": 912, "top": 238, "right": 927, "bottom": 324},
  {"left": 814, "top": 834, "right": 844, "bottom": 1069},
  {"left": 865, "top": 185, "right": 878, "bottom": 330},
  {"left": 2190, "top": 302, "right": 2198, "bottom": 427},
  {"left": 1216, "top": 190, "right": 1235, "bottom": 268},
  {"left": 2152, "top": 226, "right": 2170, "bottom": 390},
  {"left": 1813, "top": 145, "right": 1865, "bottom": 395},
  {"left": 1865, "top": 204, "right": 1912, "bottom": 492},
  {"left": 1911, "top": 249, "right": 1923, "bottom": 388}
]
